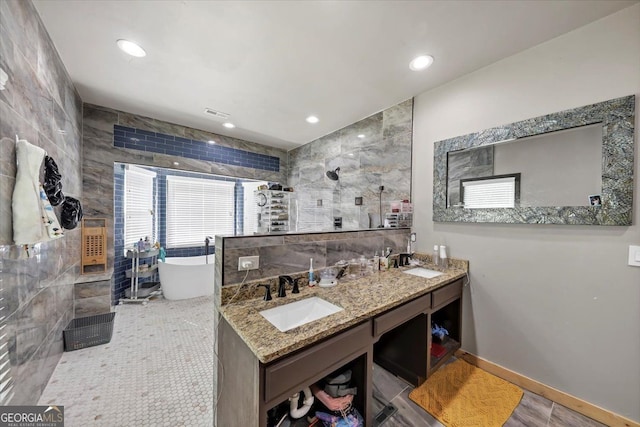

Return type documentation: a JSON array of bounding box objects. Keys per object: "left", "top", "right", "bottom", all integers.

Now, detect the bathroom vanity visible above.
[{"left": 217, "top": 260, "right": 467, "bottom": 426}]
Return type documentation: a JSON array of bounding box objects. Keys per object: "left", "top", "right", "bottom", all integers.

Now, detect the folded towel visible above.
[{"left": 310, "top": 385, "right": 353, "bottom": 412}]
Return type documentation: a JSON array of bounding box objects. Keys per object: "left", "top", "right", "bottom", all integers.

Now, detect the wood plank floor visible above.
[{"left": 372, "top": 361, "right": 606, "bottom": 427}]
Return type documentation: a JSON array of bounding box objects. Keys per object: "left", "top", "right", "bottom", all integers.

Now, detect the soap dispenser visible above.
[{"left": 439, "top": 245, "right": 448, "bottom": 269}]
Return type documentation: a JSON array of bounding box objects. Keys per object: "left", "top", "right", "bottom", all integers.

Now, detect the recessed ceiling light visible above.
[
  {"left": 306, "top": 115, "right": 319, "bottom": 124},
  {"left": 357, "top": 134, "right": 365, "bottom": 139},
  {"left": 207, "top": 140, "right": 216, "bottom": 145},
  {"left": 173, "top": 162, "right": 179, "bottom": 166},
  {"left": 117, "top": 39, "right": 146, "bottom": 57},
  {"left": 223, "top": 122, "right": 235, "bottom": 129},
  {"left": 409, "top": 55, "right": 434, "bottom": 71}
]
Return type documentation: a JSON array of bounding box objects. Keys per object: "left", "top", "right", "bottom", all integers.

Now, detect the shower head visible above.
[{"left": 326, "top": 167, "right": 340, "bottom": 181}]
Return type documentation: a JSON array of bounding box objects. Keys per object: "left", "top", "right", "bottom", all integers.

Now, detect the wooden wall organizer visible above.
[{"left": 81, "top": 218, "right": 107, "bottom": 274}]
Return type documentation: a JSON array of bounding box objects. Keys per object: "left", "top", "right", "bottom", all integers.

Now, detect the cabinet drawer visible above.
[
  {"left": 373, "top": 293, "right": 430, "bottom": 337},
  {"left": 432, "top": 279, "right": 462, "bottom": 309},
  {"left": 263, "top": 321, "right": 370, "bottom": 403}
]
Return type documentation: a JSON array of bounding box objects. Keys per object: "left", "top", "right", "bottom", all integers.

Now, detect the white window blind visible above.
[
  {"left": 242, "top": 181, "right": 267, "bottom": 234},
  {"left": 462, "top": 176, "right": 516, "bottom": 208},
  {"left": 166, "top": 176, "right": 235, "bottom": 248},
  {"left": 124, "top": 166, "right": 156, "bottom": 247}
]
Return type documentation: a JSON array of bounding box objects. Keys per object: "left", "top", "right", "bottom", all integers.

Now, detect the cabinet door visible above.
[
  {"left": 263, "top": 321, "right": 370, "bottom": 405},
  {"left": 432, "top": 279, "right": 462, "bottom": 310},
  {"left": 373, "top": 293, "right": 431, "bottom": 337}
]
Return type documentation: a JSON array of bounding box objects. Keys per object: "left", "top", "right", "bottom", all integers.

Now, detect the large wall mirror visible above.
[{"left": 433, "top": 95, "right": 635, "bottom": 225}]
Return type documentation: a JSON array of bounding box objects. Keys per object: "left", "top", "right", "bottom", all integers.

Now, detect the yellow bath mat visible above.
[{"left": 408, "top": 359, "right": 523, "bottom": 427}]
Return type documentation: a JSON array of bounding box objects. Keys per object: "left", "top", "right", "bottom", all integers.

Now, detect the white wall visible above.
[{"left": 412, "top": 4, "right": 640, "bottom": 421}]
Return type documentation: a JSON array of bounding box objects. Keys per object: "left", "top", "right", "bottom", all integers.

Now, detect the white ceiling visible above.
[{"left": 33, "top": 0, "right": 637, "bottom": 151}]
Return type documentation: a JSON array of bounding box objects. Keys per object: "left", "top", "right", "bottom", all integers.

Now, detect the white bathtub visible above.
[{"left": 158, "top": 255, "right": 215, "bottom": 300}]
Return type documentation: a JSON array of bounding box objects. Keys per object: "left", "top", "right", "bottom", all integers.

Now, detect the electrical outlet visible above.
[
  {"left": 411, "top": 232, "right": 417, "bottom": 242},
  {"left": 238, "top": 256, "right": 259, "bottom": 271}
]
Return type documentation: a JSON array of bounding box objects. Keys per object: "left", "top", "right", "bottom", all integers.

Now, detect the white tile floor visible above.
[{"left": 39, "top": 295, "right": 216, "bottom": 427}]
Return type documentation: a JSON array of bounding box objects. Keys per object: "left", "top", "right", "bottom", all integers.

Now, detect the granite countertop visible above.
[{"left": 220, "top": 261, "right": 468, "bottom": 364}]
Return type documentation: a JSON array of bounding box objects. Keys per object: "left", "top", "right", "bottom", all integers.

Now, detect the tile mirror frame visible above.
[{"left": 432, "top": 95, "right": 635, "bottom": 225}]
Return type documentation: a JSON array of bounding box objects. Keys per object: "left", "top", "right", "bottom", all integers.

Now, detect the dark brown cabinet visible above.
[
  {"left": 262, "top": 321, "right": 372, "bottom": 406},
  {"left": 374, "top": 278, "right": 463, "bottom": 386},
  {"left": 217, "top": 278, "right": 464, "bottom": 427}
]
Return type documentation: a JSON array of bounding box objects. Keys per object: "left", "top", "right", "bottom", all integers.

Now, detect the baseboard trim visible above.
[{"left": 455, "top": 350, "right": 639, "bottom": 427}]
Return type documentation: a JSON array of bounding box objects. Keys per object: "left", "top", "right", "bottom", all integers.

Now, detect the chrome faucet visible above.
[{"left": 205, "top": 236, "right": 213, "bottom": 264}]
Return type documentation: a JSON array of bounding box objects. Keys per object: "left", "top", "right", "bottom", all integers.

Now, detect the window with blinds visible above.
[
  {"left": 124, "top": 166, "right": 156, "bottom": 247},
  {"left": 242, "top": 181, "right": 267, "bottom": 234},
  {"left": 461, "top": 174, "right": 520, "bottom": 209},
  {"left": 166, "top": 176, "right": 235, "bottom": 248}
]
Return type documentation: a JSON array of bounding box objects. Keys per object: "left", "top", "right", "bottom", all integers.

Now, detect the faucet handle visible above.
[
  {"left": 292, "top": 278, "right": 301, "bottom": 294},
  {"left": 258, "top": 284, "right": 272, "bottom": 301}
]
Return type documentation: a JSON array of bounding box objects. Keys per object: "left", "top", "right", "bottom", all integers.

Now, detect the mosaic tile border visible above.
[{"left": 114, "top": 125, "right": 280, "bottom": 172}]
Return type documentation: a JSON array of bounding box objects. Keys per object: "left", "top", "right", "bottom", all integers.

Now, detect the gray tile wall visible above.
[
  {"left": 287, "top": 99, "right": 413, "bottom": 230},
  {"left": 73, "top": 279, "right": 111, "bottom": 317},
  {"left": 218, "top": 228, "right": 411, "bottom": 287},
  {"left": 82, "top": 104, "right": 288, "bottom": 303},
  {"left": 0, "top": 0, "right": 82, "bottom": 404}
]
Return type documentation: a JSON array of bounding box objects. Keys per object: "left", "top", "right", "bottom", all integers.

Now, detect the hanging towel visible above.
[{"left": 12, "top": 139, "right": 64, "bottom": 245}]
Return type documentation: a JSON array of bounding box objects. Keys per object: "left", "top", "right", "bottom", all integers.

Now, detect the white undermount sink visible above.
[
  {"left": 259, "top": 297, "right": 343, "bottom": 332},
  {"left": 403, "top": 267, "right": 444, "bottom": 279}
]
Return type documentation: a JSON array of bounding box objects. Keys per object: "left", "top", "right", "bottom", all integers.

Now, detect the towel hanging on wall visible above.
[{"left": 12, "top": 138, "right": 64, "bottom": 246}]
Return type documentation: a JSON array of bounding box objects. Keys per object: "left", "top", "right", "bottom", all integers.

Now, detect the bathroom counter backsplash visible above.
[
  {"left": 219, "top": 254, "right": 468, "bottom": 364},
  {"left": 219, "top": 252, "right": 466, "bottom": 305}
]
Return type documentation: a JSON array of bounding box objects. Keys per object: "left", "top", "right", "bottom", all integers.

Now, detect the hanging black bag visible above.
[
  {"left": 43, "top": 155, "right": 65, "bottom": 206},
  {"left": 60, "top": 197, "right": 83, "bottom": 229}
]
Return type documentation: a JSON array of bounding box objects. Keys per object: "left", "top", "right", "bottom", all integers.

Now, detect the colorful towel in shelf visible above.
[{"left": 430, "top": 343, "right": 447, "bottom": 358}]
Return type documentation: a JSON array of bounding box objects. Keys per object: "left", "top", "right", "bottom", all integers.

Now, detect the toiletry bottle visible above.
[
  {"left": 144, "top": 236, "right": 151, "bottom": 251},
  {"left": 380, "top": 250, "right": 388, "bottom": 270},
  {"left": 359, "top": 255, "right": 367, "bottom": 276},
  {"left": 433, "top": 245, "right": 440, "bottom": 266},
  {"left": 137, "top": 238, "right": 144, "bottom": 252},
  {"left": 309, "top": 258, "right": 314, "bottom": 283},
  {"left": 439, "top": 245, "right": 448, "bottom": 269},
  {"left": 373, "top": 251, "right": 380, "bottom": 271}
]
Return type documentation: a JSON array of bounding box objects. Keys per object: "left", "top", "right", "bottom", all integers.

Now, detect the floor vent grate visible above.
[{"left": 373, "top": 403, "right": 398, "bottom": 426}]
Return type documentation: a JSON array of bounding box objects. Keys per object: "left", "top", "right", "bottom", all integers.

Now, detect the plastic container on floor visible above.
[{"left": 63, "top": 312, "right": 116, "bottom": 351}]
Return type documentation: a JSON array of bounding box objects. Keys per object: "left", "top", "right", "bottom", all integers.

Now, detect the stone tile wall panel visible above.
[
  {"left": 288, "top": 99, "right": 412, "bottom": 231},
  {"left": 0, "top": 0, "right": 82, "bottom": 405}
]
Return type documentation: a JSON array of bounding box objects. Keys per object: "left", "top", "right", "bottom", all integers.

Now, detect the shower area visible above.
[{"left": 287, "top": 99, "right": 414, "bottom": 232}]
